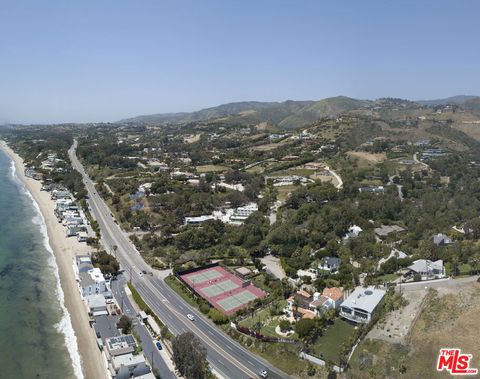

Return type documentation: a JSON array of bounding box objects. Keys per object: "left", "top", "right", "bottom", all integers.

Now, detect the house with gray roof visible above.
[
  {"left": 374, "top": 224, "right": 406, "bottom": 238},
  {"left": 75, "top": 255, "right": 93, "bottom": 275},
  {"left": 105, "top": 335, "right": 137, "bottom": 357},
  {"left": 433, "top": 233, "right": 453, "bottom": 246},
  {"left": 94, "top": 315, "right": 120, "bottom": 344},
  {"left": 318, "top": 256, "right": 341, "bottom": 274},
  {"left": 406, "top": 259, "right": 445, "bottom": 280},
  {"left": 340, "top": 286, "right": 386, "bottom": 324},
  {"left": 111, "top": 353, "right": 154, "bottom": 379}
]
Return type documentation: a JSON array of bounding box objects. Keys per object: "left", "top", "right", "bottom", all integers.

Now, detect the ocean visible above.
[{"left": 0, "top": 149, "right": 81, "bottom": 379}]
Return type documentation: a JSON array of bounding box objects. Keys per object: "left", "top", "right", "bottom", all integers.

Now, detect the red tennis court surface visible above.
[{"left": 180, "top": 265, "right": 267, "bottom": 315}]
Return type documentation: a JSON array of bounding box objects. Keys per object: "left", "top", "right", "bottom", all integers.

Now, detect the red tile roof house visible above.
[{"left": 286, "top": 287, "right": 344, "bottom": 319}]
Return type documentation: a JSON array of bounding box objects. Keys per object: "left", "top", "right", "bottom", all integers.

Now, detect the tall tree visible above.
[{"left": 172, "top": 332, "right": 208, "bottom": 379}]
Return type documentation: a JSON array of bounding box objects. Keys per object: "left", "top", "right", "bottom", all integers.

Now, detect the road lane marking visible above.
[{"left": 71, "top": 147, "right": 263, "bottom": 379}]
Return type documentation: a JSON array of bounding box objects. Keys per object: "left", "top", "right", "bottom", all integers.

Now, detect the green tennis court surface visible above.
[
  {"left": 217, "top": 290, "right": 257, "bottom": 311},
  {"left": 201, "top": 279, "right": 239, "bottom": 297},
  {"left": 187, "top": 269, "right": 222, "bottom": 284}
]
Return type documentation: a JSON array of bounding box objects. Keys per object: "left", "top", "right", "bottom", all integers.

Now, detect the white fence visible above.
[{"left": 299, "top": 352, "right": 344, "bottom": 373}]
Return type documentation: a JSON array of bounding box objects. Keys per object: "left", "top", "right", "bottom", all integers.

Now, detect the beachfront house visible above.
[
  {"left": 74, "top": 255, "right": 93, "bottom": 277},
  {"left": 79, "top": 267, "right": 108, "bottom": 298},
  {"left": 111, "top": 353, "right": 155, "bottom": 379},
  {"left": 340, "top": 286, "right": 386, "bottom": 324},
  {"left": 86, "top": 294, "right": 108, "bottom": 317}
]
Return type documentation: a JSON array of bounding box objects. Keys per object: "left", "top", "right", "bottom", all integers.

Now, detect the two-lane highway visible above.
[{"left": 69, "top": 141, "right": 289, "bottom": 379}]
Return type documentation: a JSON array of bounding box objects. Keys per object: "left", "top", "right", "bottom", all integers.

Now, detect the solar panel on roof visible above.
[{"left": 125, "top": 335, "right": 135, "bottom": 345}]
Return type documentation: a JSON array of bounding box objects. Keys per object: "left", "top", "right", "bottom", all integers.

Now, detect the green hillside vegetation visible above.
[
  {"left": 278, "top": 96, "right": 371, "bottom": 129},
  {"left": 119, "top": 97, "right": 372, "bottom": 129}
]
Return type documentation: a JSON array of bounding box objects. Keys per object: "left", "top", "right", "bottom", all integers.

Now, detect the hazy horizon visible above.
[{"left": 2, "top": 1, "right": 480, "bottom": 124}]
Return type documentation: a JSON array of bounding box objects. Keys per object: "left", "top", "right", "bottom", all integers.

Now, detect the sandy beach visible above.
[{"left": 0, "top": 141, "right": 107, "bottom": 379}]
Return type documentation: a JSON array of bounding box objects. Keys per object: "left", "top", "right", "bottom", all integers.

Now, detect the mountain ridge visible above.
[{"left": 119, "top": 95, "right": 479, "bottom": 129}]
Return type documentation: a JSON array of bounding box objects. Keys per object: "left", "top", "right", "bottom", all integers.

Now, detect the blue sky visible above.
[{"left": 1, "top": 1, "right": 479, "bottom": 123}]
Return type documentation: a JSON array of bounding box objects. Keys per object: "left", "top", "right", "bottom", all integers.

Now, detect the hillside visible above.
[
  {"left": 119, "top": 95, "right": 480, "bottom": 130},
  {"left": 119, "top": 97, "right": 371, "bottom": 129},
  {"left": 464, "top": 97, "right": 480, "bottom": 116},
  {"left": 416, "top": 95, "right": 478, "bottom": 106},
  {"left": 119, "top": 100, "right": 314, "bottom": 126},
  {"left": 278, "top": 96, "right": 371, "bottom": 129}
]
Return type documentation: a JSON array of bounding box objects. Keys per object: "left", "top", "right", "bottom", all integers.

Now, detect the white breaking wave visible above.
[
  {"left": 11, "top": 159, "right": 84, "bottom": 379},
  {"left": 9, "top": 158, "right": 16, "bottom": 178}
]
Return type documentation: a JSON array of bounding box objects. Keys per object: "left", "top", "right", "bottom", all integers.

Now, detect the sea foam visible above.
[{"left": 11, "top": 157, "right": 84, "bottom": 379}]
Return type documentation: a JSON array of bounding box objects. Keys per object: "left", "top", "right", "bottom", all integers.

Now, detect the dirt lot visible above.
[
  {"left": 346, "top": 280, "right": 480, "bottom": 379},
  {"left": 367, "top": 289, "right": 427, "bottom": 344},
  {"left": 250, "top": 142, "right": 285, "bottom": 152},
  {"left": 347, "top": 151, "right": 387, "bottom": 164},
  {"left": 454, "top": 121, "right": 480, "bottom": 141},
  {"left": 184, "top": 133, "right": 201, "bottom": 143}
]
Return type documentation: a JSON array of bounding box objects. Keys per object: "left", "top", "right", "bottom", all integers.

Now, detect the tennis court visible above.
[
  {"left": 186, "top": 269, "right": 223, "bottom": 285},
  {"left": 217, "top": 290, "right": 258, "bottom": 312},
  {"left": 201, "top": 279, "right": 239, "bottom": 297},
  {"left": 179, "top": 265, "right": 267, "bottom": 315}
]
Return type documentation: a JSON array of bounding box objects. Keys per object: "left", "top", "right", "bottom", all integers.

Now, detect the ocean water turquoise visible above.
[{"left": 0, "top": 149, "right": 79, "bottom": 379}]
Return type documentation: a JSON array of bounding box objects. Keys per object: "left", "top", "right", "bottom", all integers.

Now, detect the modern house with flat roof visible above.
[
  {"left": 75, "top": 255, "right": 93, "bottom": 275},
  {"left": 79, "top": 267, "right": 108, "bottom": 298},
  {"left": 111, "top": 353, "right": 155, "bottom": 379},
  {"left": 86, "top": 294, "right": 108, "bottom": 317},
  {"left": 105, "top": 334, "right": 137, "bottom": 357},
  {"left": 340, "top": 286, "right": 386, "bottom": 324}
]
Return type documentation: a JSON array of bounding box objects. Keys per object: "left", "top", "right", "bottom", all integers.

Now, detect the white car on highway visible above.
[
  {"left": 259, "top": 369, "right": 268, "bottom": 378},
  {"left": 187, "top": 314, "right": 195, "bottom": 321}
]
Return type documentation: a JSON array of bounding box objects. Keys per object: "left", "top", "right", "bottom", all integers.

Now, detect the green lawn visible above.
[
  {"left": 311, "top": 318, "right": 356, "bottom": 364},
  {"left": 238, "top": 300, "right": 293, "bottom": 338},
  {"left": 196, "top": 164, "right": 230, "bottom": 173},
  {"left": 374, "top": 273, "right": 399, "bottom": 284},
  {"left": 276, "top": 185, "right": 298, "bottom": 202},
  {"left": 445, "top": 262, "right": 472, "bottom": 276}
]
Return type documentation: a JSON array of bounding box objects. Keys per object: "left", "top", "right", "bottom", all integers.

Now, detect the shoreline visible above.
[{"left": 0, "top": 141, "right": 107, "bottom": 379}]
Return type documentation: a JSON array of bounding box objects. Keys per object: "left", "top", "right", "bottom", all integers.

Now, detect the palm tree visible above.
[
  {"left": 324, "top": 308, "right": 336, "bottom": 324},
  {"left": 451, "top": 255, "right": 459, "bottom": 277},
  {"left": 293, "top": 297, "right": 300, "bottom": 321}
]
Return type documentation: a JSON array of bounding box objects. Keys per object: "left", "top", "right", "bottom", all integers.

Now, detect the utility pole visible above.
[
  {"left": 151, "top": 350, "right": 154, "bottom": 371},
  {"left": 129, "top": 266, "right": 132, "bottom": 284}
]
